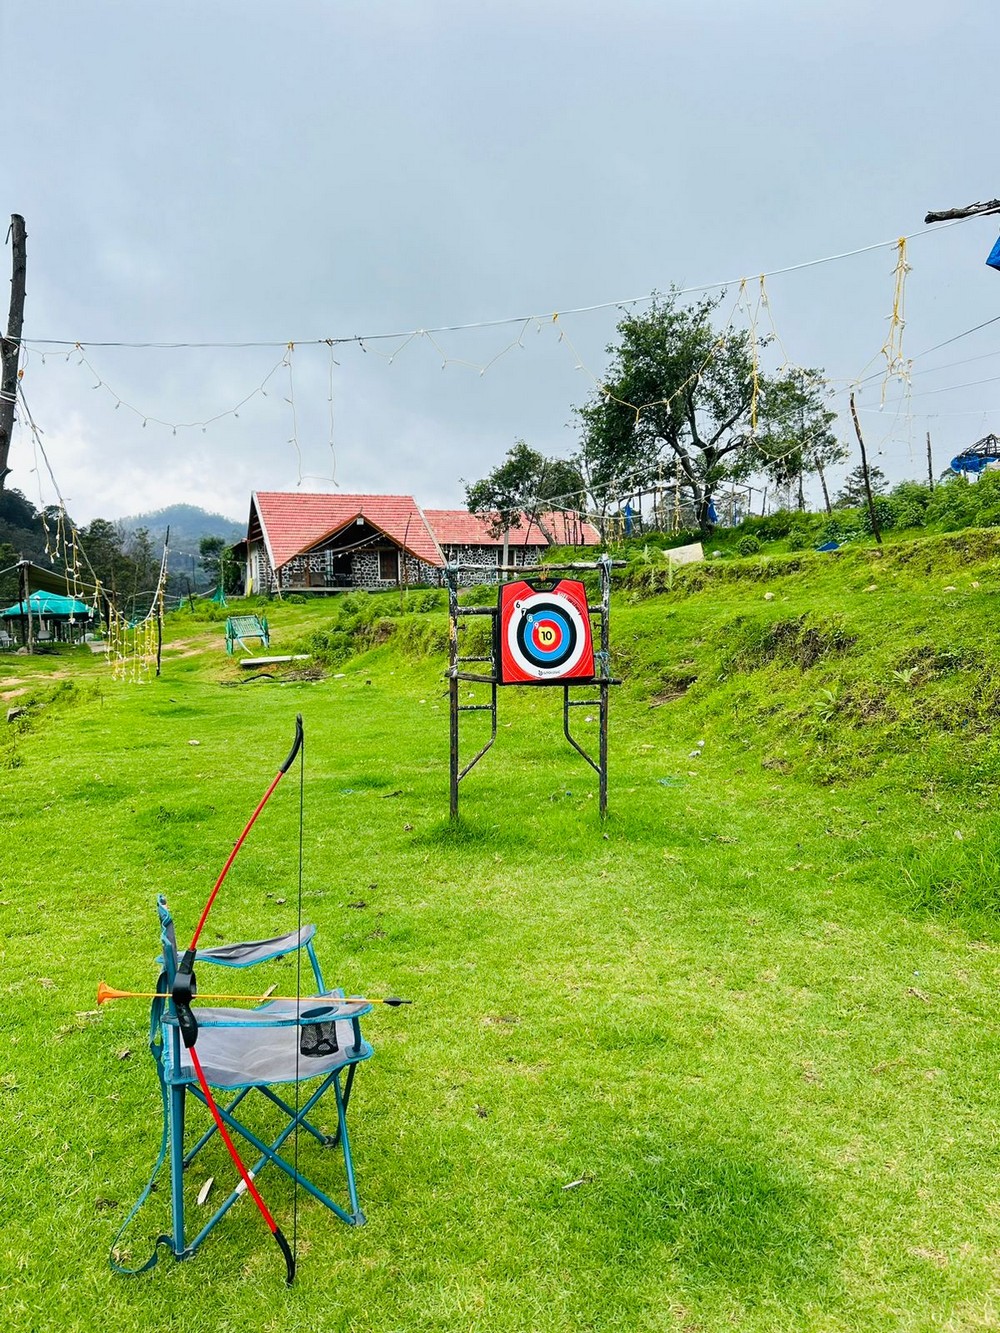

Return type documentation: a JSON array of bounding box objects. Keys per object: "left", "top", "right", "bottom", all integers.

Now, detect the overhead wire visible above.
[{"left": 13, "top": 214, "right": 976, "bottom": 353}]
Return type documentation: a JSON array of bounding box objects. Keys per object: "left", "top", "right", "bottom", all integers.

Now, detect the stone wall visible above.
[
  {"left": 249, "top": 538, "right": 549, "bottom": 595},
  {"left": 351, "top": 550, "right": 442, "bottom": 590},
  {"left": 441, "top": 544, "right": 544, "bottom": 586}
]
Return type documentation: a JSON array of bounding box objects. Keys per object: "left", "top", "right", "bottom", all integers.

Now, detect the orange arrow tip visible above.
[{"left": 97, "top": 980, "right": 125, "bottom": 1004}]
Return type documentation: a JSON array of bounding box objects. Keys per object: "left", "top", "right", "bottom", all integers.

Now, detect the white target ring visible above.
[{"left": 505, "top": 590, "right": 591, "bottom": 680}]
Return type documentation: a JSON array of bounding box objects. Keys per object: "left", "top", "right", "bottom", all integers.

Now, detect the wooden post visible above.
[
  {"left": 0, "top": 215, "right": 27, "bottom": 489},
  {"left": 17, "top": 560, "right": 28, "bottom": 649},
  {"left": 155, "top": 584, "right": 164, "bottom": 677},
  {"left": 925, "top": 199, "right": 1000, "bottom": 223},
  {"left": 816, "top": 463, "right": 833, "bottom": 515},
  {"left": 849, "top": 392, "right": 882, "bottom": 546},
  {"left": 926, "top": 431, "right": 934, "bottom": 490}
]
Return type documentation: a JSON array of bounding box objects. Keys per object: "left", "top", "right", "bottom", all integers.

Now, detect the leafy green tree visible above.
[
  {"left": 574, "top": 291, "right": 825, "bottom": 536},
  {"left": 887, "top": 481, "right": 932, "bottom": 531},
  {"left": 835, "top": 465, "right": 888, "bottom": 509},
  {"left": 465, "top": 441, "right": 584, "bottom": 543},
  {"left": 127, "top": 527, "right": 156, "bottom": 596},
  {"left": 0, "top": 540, "right": 18, "bottom": 603},
  {"left": 199, "top": 535, "right": 227, "bottom": 581},
  {"left": 79, "top": 518, "right": 135, "bottom": 598},
  {"left": 0, "top": 488, "right": 58, "bottom": 566},
  {"left": 753, "top": 369, "right": 847, "bottom": 514}
]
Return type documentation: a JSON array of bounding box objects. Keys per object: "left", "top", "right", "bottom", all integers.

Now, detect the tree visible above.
[
  {"left": 199, "top": 535, "right": 227, "bottom": 582},
  {"left": 753, "top": 369, "right": 848, "bottom": 514},
  {"left": 835, "top": 465, "right": 888, "bottom": 509},
  {"left": 465, "top": 441, "right": 584, "bottom": 543},
  {"left": 127, "top": 527, "right": 156, "bottom": 598},
  {"left": 79, "top": 518, "right": 135, "bottom": 598},
  {"left": 574, "top": 290, "right": 817, "bottom": 536},
  {"left": 0, "top": 540, "right": 18, "bottom": 603}
]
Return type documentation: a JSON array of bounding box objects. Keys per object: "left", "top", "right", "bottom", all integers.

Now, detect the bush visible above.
[
  {"left": 408, "top": 589, "right": 445, "bottom": 613},
  {"left": 736, "top": 535, "right": 762, "bottom": 556},
  {"left": 859, "top": 496, "right": 895, "bottom": 535},
  {"left": 922, "top": 471, "right": 1000, "bottom": 532},
  {"left": 820, "top": 511, "right": 860, "bottom": 544},
  {"left": 888, "top": 500, "right": 926, "bottom": 531},
  {"left": 738, "top": 510, "right": 796, "bottom": 542}
]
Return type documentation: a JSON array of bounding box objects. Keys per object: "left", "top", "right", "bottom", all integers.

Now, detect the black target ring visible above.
[{"left": 514, "top": 601, "right": 577, "bottom": 670}]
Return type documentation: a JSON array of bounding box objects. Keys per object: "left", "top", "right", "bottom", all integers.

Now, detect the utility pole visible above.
[
  {"left": 805, "top": 373, "right": 810, "bottom": 511},
  {"left": 849, "top": 392, "right": 882, "bottom": 546},
  {"left": 926, "top": 431, "right": 934, "bottom": 490},
  {"left": 0, "top": 215, "right": 27, "bottom": 489}
]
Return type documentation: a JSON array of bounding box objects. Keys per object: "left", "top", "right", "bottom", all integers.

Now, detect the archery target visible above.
[{"left": 498, "top": 580, "right": 595, "bottom": 684}]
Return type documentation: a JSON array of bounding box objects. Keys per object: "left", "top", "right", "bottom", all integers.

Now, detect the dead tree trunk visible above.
[
  {"left": 0, "top": 215, "right": 27, "bottom": 489},
  {"left": 849, "top": 392, "right": 882, "bottom": 546}
]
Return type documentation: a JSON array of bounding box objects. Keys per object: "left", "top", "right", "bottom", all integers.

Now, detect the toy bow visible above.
[{"left": 171, "top": 713, "right": 304, "bottom": 1284}]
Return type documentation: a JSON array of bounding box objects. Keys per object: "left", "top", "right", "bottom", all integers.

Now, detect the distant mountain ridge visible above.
[
  {"left": 116, "top": 503, "right": 244, "bottom": 544},
  {"left": 116, "top": 504, "right": 245, "bottom": 589}
]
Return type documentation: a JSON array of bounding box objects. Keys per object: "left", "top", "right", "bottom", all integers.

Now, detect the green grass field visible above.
[{"left": 5, "top": 535, "right": 1000, "bottom": 1332}]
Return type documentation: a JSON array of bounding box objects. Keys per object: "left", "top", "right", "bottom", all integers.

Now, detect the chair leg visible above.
[
  {"left": 324, "top": 1063, "right": 357, "bottom": 1150},
  {"left": 168, "top": 1083, "right": 187, "bottom": 1257},
  {"left": 183, "top": 1086, "right": 253, "bottom": 1167},
  {"left": 257, "top": 1084, "right": 334, "bottom": 1147},
  {"left": 333, "top": 1071, "right": 365, "bottom": 1225},
  {"left": 188, "top": 1071, "right": 363, "bottom": 1226}
]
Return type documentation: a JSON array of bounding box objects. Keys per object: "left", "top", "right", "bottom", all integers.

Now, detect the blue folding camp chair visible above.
[{"left": 110, "top": 894, "right": 373, "bottom": 1276}]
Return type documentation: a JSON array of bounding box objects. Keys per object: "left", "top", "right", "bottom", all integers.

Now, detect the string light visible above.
[
  {"left": 49, "top": 343, "right": 290, "bottom": 436},
  {"left": 9, "top": 212, "right": 993, "bottom": 525},
  {"left": 879, "top": 238, "right": 912, "bottom": 406},
  {"left": 14, "top": 215, "right": 974, "bottom": 354},
  {"left": 15, "top": 382, "right": 169, "bottom": 681}
]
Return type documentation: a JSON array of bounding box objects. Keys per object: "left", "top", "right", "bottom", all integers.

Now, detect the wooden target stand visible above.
[{"left": 445, "top": 555, "right": 622, "bottom": 818}]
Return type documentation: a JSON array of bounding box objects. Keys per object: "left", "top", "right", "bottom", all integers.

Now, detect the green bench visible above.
[{"left": 225, "top": 613, "right": 269, "bottom": 655}]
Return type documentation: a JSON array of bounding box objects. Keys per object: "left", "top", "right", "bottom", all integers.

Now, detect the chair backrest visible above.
[{"left": 156, "top": 895, "right": 181, "bottom": 988}]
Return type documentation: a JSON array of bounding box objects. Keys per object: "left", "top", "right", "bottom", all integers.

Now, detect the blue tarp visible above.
[
  {"left": 951, "top": 453, "right": 990, "bottom": 474},
  {"left": 987, "top": 235, "right": 1000, "bottom": 272}
]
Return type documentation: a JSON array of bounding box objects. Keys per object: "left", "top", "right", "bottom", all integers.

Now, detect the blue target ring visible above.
[{"left": 516, "top": 602, "right": 577, "bottom": 670}]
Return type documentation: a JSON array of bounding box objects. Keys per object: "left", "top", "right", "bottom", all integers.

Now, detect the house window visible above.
[{"left": 378, "top": 549, "right": 398, "bottom": 581}]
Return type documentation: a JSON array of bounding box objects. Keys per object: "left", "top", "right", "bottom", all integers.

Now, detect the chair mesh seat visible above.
[{"left": 170, "top": 1003, "right": 373, "bottom": 1089}]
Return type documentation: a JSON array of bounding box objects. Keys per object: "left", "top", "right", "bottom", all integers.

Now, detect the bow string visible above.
[{"left": 171, "top": 713, "right": 304, "bottom": 1284}]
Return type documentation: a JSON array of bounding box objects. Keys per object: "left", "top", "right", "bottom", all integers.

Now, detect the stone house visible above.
[{"left": 235, "top": 492, "right": 600, "bottom": 594}]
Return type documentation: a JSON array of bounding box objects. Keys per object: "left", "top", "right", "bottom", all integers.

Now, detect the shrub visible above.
[
  {"left": 820, "top": 512, "right": 860, "bottom": 544},
  {"left": 736, "top": 535, "right": 762, "bottom": 556},
  {"left": 738, "top": 510, "right": 796, "bottom": 542},
  {"left": 859, "top": 496, "right": 895, "bottom": 535}
]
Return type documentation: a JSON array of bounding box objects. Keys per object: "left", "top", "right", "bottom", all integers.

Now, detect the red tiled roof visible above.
[
  {"left": 251, "top": 493, "right": 443, "bottom": 569},
  {"left": 424, "top": 509, "right": 601, "bottom": 547}
]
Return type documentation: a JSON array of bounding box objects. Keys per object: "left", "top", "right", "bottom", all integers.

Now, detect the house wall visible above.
[
  {"left": 247, "top": 537, "right": 547, "bottom": 595},
  {"left": 246, "top": 540, "right": 275, "bottom": 594},
  {"left": 440, "top": 544, "right": 544, "bottom": 586},
  {"left": 351, "top": 550, "right": 441, "bottom": 590}
]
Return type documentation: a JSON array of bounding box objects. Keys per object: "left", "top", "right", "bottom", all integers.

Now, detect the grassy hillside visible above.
[{"left": 4, "top": 534, "right": 1000, "bottom": 1332}]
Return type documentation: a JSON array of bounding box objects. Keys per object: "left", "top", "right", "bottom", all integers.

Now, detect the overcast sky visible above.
[{"left": 4, "top": 0, "right": 999, "bottom": 526}]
